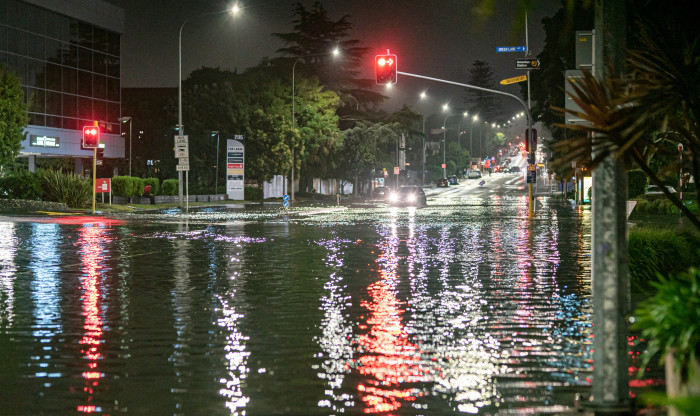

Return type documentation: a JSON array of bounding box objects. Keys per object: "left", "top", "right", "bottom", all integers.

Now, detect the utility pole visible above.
[{"left": 588, "top": 1, "right": 633, "bottom": 414}]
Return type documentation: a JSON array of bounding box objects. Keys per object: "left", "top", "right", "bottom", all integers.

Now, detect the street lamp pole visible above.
[
  {"left": 178, "top": 5, "right": 239, "bottom": 209},
  {"left": 291, "top": 48, "right": 339, "bottom": 203},
  {"left": 118, "top": 116, "right": 132, "bottom": 176},
  {"left": 212, "top": 131, "right": 220, "bottom": 195}
]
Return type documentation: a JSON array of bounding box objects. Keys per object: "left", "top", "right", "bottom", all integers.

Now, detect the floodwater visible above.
[{"left": 0, "top": 195, "right": 597, "bottom": 415}]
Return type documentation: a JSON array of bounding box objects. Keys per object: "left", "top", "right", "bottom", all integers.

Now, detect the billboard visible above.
[{"left": 226, "top": 137, "right": 244, "bottom": 200}]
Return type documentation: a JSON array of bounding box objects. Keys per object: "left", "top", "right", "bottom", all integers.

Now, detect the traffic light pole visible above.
[
  {"left": 396, "top": 71, "right": 534, "bottom": 215},
  {"left": 92, "top": 147, "right": 97, "bottom": 214}
]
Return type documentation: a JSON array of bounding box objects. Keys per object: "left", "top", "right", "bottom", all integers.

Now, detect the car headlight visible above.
[
  {"left": 407, "top": 194, "right": 416, "bottom": 201},
  {"left": 388, "top": 193, "right": 398, "bottom": 202}
]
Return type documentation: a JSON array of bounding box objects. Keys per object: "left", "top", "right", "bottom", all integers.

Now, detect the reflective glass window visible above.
[{"left": 7, "top": 0, "right": 26, "bottom": 30}]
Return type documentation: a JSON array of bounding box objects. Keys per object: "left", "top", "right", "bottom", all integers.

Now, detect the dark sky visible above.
[{"left": 112, "top": 0, "right": 562, "bottom": 117}]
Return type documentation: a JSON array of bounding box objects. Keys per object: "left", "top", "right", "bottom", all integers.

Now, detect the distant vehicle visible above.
[
  {"left": 646, "top": 185, "right": 676, "bottom": 195},
  {"left": 436, "top": 178, "right": 449, "bottom": 188},
  {"left": 467, "top": 170, "right": 482, "bottom": 179},
  {"left": 448, "top": 176, "right": 459, "bottom": 185},
  {"left": 372, "top": 186, "right": 390, "bottom": 199},
  {"left": 508, "top": 166, "right": 521, "bottom": 173},
  {"left": 387, "top": 186, "right": 427, "bottom": 207}
]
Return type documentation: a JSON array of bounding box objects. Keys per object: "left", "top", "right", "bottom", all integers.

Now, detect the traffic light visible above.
[
  {"left": 375, "top": 54, "right": 397, "bottom": 85},
  {"left": 82, "top": 125, "right": 100, "bottom": 149}
]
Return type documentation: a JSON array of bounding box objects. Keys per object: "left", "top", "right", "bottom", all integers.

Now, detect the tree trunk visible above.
[{"left": 665, "top": 350, "right": 700, "bottom": 416}]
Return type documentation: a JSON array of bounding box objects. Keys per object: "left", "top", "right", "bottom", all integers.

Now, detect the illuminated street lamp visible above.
[{"left": 177, "top": 5, "right": 240, "bottom": 208}]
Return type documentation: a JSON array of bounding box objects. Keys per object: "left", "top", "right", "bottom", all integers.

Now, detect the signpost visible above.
[
  {"left": 226, "top": 136, "right": 245, "bottom": 200},
  {"left": 283, "top": 194, "right": 290, "bottom": 208},
  {"left": 527, "top": 164, "right": 537, "bottom": 184},
  {"left": 95, "top": 178, "right": 111, "bottom": 204}
]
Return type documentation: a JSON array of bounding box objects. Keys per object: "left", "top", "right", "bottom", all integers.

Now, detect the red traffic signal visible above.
[
  {"left": 82, "top": 125, "right": 100, "bottom": 149},
  {"left": 375, "top": 54, "right": 397, "bottom": 85}
]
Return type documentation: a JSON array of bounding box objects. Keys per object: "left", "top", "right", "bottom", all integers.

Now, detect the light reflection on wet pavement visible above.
[{"left": 0, "top": 195, "right": 601, "bottom": 415}]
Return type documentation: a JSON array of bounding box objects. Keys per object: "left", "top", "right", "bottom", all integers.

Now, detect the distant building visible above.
[{"left": 0, "top": 0, "right": 125, "bottom": 174}]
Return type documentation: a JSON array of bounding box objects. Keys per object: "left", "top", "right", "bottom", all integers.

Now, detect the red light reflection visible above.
[
  {"left": 354, "top": 229, "right": 431, "bottom": 414},
  {"left": 77, "top": 224, "right": 107, "bottom": 413}
]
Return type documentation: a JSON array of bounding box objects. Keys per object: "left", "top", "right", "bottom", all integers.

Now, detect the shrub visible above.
[
  {"left": 161, "top": 179, "right": 179, "bottom": 196},
  {"left": 633, "top": 266, "right": 700, "bottom": 378},
  {"left": 244, "top": 186, "right": 262, "bottom": 201},
  {"left": 143, "top": 177, "right": 160, "bottom": 195},
  {"left": 628, "top": 169, "right": 648, "bottom": 198},
  {"left": 629, "top": 227, "right": 700, "bottom": 282},
  {"left": 0, "top": 170, "right": 42, "bottom": 200},
  {"left": 111, "top": 176, "right": 145, "bottom": 198},
  {"left": 39, "top": 170, "right": 91, "bottom": 208}
]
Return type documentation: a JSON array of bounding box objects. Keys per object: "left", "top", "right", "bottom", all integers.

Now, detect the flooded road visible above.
[{"left": 0, "top": 179, "right": 597, "bottom": 415}]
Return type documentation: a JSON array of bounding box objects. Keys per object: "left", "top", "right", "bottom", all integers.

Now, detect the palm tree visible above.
[{"left": 552, "top": 16, "right": 700, "bottom": 231}]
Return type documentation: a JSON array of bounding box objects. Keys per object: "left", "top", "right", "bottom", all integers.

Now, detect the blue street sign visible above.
[
  {"left": 283, "top": 194, "right": 290, "bottom": 208},
  {"left": 497, "top": 46, "right": 527, "bottom": 53}
]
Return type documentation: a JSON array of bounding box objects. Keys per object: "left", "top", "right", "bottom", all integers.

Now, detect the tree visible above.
[
  {"left": 553, "top": 3, "right": 700, "bottom": 231},
  {"left": 0, "top": 65, "right": 27, "bottom": 167},
  {"left": 464, "top": 60, "right": 499, "bottom": 121},
  {"left": 272, "top": 2, "right": 385, "bottom": 116}
]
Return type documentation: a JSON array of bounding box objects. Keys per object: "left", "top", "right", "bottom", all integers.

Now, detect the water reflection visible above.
[
  {"left": 76, "top": 224, "right": 108, "bottom": 413},
  {"left": 0, "top": 222, "right": 18, "bottom": 327}
]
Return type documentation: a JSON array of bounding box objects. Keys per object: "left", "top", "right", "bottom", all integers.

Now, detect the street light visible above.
[
  {"left": 291, "top": 47, "right": 339, "bottom": 203},
  {"left": 178, "top": 5, "right": 240, "bottom": 208},
  {"left": 469, "top": 114, "right": 479, "bottom": 160},
  {"left": 211, "top": 131, "right": 220, "bottom": 195},
  {"left": 118, "top": 116, "right": 132, "bottom": 176}
]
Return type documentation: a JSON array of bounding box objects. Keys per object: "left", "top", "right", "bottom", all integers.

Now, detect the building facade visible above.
[{"left": 0, "top": 0, "right": 125, "bottom": 173}]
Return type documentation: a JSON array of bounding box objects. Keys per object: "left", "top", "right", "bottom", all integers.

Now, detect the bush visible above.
[
  {"left": 161, "top": 179, "right": 179, "bottom": 196},
  {"left": 629, "top": 227, "right": 700, "bottom": 282},
  {"left": 143, "top": 177, "right": 160, "bottom": 195},
  {"left": 39, "top": 170, "right": 91, "bottom": 208},
  {"left": 0, "top": 170, "right": 42, "bottom": 200},
  {"left": 244, "top": 186, "right": 262, "bottom": 201},
  {"left": 111, "top": 176, "right": 146, "bottom": 198},
  {"left": 633, "top": 266, "right": 700, "bottom": 378},
  {"left": 628, "top": 169, "right": 648, "bottom": 198}
]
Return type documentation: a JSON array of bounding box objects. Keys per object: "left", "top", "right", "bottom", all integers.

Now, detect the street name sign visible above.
[
  {"left": 497, "top": 46, "right": 526, "bottom": 52},
  {"left": 500, "top": 74, "right": 528, "bottom": 85}
]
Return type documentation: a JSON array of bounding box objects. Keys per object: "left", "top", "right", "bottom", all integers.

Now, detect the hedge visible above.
[
  {"left": 143, "top": 177, "right": 160, "bottom": 195},
  {"left": 244, "top": 186, "right": 262, "bottom": 201},
  {"left": 629, "top": 226, "right": 700, "bottom": 282},
  {"left": 112, "top": 176, "right": 144, "bottom": 198},
  {"left": 0, "top": 170, "right": 42, "bottom": 200},
  {"left": 161, "top": 179, "right": 179, "bottom": 196}
]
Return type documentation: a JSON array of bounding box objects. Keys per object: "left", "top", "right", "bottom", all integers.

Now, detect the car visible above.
[
  {"left": 646, "top": 185, "right": 676, "bottom": 195},
  {"left": 436, "top": 178, "right": 449, "bottom": 188},
  {"left": 448, "top": 176, "right": 459, "bottom": 185},
  {"left": 372, "top": 186, "right": 390, "bottom": 199},
  {"left": 508, "top": 166, "right": 521, "bottom": 173},
  {"left": 387, "top": 185, "right": 427, "bottom": 207},
  {"left": 467, "top": 170, "right": 482, "bottom": 179}
]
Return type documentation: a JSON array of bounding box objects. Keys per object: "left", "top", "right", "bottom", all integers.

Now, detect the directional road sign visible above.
[
  {"left": 500, "top": 75, "right": 528, "bottom": 85},
  {"left": 516, "top": 59, "right": 541, "bottom": 69}
]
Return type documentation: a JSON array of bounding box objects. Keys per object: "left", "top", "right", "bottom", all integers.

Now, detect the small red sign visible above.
[
  {"left": 95, "top": 178, "right": 110, "bottom": 193},
  {"left": 228, "top": 163, "right": 244, "bottom": 169}
]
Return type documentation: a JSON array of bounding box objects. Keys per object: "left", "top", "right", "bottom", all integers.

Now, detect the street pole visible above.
[
  {"left": 177, "top": 6, "right": 239, "bottom": 210},
  {"left": 118, "top": 117, "right": 132, "bottom": 176},
  {"left": 212, "top": 131, "right": 220, "bottom": 195},
  {"left": 679, "top": 143, "right": 684, "bottom": 201},
  {"left": 291, "top": 58, "right": 301, "bottom": 204}
]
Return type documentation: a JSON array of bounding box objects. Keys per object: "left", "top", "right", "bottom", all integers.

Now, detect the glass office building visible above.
[{"left": 0, "top": 0, "right": 125, "bottom": 171}]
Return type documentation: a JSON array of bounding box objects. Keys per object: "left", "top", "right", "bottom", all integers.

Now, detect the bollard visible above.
[{"left": 336, "top": 193, "right": 340, "bottom": 205}]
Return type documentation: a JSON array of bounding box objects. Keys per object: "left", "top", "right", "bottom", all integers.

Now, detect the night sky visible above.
[{"left": 111, "top": 0, "right": 562, "bottom": 117}]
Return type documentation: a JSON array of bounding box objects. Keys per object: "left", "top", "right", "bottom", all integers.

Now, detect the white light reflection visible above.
[
  {"left": 0, "top": 222, "right": 18, "bottom": 326},
  {"left": 28, "top": 223, "right": 63, "bottom": 386},
  {"left": 217, "top": 223, "right": 251, "bottom": 414},
  {"left": 313, "top": 236, "right": 354, "bottom": 413},
  {"left": 169, "top": 223, "right": 193, "bottom": 406}
]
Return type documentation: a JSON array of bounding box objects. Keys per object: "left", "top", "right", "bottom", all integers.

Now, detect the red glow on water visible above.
[
  {"left": 77, "top": 224, "right": 107, "bottom": 413},
  {"left": 354, "top": 228, "right": 431, "bottom": 414},
  {"left": 39, "top": 215, "right": 124, "bottom": 226}
]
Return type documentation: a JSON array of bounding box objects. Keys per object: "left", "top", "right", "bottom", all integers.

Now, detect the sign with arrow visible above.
[
  {"left": 500, "top": 75, "right": 528, "bottom": 85},
  {"left": 516, "top": 59, "right": 541, "bottom": 69}
]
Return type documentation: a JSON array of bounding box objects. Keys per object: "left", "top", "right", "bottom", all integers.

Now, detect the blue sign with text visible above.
[{"left": 497, "top": 46, "right": 527, "bottom": 52}]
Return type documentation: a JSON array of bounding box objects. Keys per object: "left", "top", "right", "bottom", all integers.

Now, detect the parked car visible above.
[
  {"left": 387, "top": 185, "right": 427, "bottom": 207},
  {"left": 467, "top": 170, "right": 482, "bottom": 179},
  {"left": 436, "top": 178, "right": 449, "bottom": 188},
  {"left": 508, "top": 166, "right": 521, "bottom": 173},
  {"left": 448, "top": 176, "right": 459, "bottom": 185},
  {"left": 372, "top": 186, "right": 390, "bottom": 199},
  {"left": 646, "top": 185, "right": 676, "bottom": 195}
]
